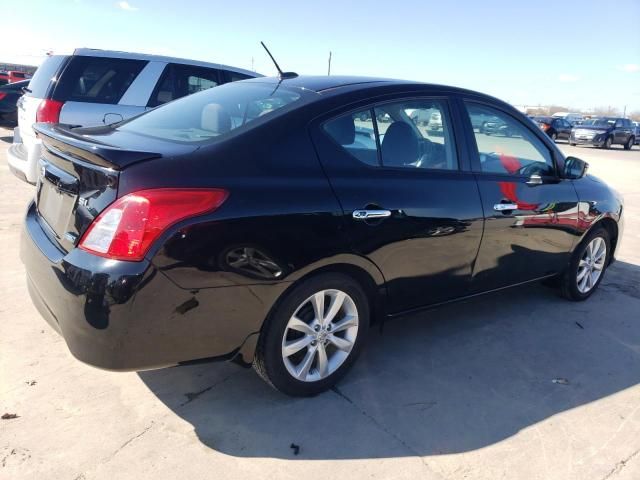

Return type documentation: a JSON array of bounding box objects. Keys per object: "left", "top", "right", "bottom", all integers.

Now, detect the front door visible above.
[
  {"left": 461, "top": 101, "right": 580, "bottom": 291},
  {"left": 312, "top": 97, "right": 484, "bottom": 313}
]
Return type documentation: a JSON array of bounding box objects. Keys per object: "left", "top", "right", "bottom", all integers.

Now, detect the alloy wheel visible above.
[
  {"left": 281, "top": 289, "right": 359, "bottom": 382},
  {"left": 576, "top": 237, "right": 607, "bottom": 294}
]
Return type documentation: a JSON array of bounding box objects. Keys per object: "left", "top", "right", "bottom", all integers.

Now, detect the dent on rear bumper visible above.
[{"left": 21, "top": 202, "right": 277, "bottom": 371}]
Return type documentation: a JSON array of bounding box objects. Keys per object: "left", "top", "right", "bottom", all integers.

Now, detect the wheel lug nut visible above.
[
  {"left": 311, "top": 340, "right": 317, "bottom": 346},
  {"left": 314, "top": 325, "right": 320, "bottom": 332},
  {"left": 326, "top": 324, "right": 332, "bottom": 331}
]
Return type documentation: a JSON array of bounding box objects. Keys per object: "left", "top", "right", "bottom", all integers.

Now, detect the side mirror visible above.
[{"left": 563, "top": 156, "right": 588, "bottom": 179}]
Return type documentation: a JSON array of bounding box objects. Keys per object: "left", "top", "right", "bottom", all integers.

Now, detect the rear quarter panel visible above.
[{"left": 117, "top": 109, "right": 382, "bottom": 291}]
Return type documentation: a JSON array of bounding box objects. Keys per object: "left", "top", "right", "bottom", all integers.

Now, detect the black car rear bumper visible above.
[{"left": 21, "top": 201, "right": 270, "bottom": 371}]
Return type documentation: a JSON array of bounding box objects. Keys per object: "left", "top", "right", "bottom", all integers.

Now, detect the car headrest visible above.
[
  {"left": 201, "top": 103, "right": 232, "bottom": 134},
  {"left": 381, "top": 122, "right": 419, "bottom": 167},
  {"left": 325, "top": 114, "right": 355, "bottom": 145}
]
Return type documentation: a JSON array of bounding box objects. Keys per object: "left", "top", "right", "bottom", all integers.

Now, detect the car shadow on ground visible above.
[{"left": 138, "top": 260, "right": 640, "bottom": 460}]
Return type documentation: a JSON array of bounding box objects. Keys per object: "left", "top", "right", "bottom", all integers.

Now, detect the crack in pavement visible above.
[
  {"left": 601, "top": 448, "right": 640, "bottom": 480},
  {"left": 331, "top": 386, "right": 448, "bottom": 480},
  {"left": 102, "top": 423, "right": 155, "bottom": 464}
]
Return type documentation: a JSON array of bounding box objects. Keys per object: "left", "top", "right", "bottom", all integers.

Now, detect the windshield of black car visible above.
[{"left": 118, "top": 82, "right": 313, "bottom": 143}]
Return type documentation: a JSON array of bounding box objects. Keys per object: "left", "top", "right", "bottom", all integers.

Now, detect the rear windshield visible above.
[
  {"left": 25, "top": 55, "right": 67, "bottom": 98},
  {"left": 118, "top": 81, "right": 312, "bottom": 143},
  {"left": 52, "top": 56, "right": 147, "bottom": 104}
]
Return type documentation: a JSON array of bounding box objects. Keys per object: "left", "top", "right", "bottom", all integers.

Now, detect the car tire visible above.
[
  {"left": 603, "top": 136, "right": 613, "bottom": 149},
  {"left": 624, "top": 137, "right": 634, "bottom": 150},
  {"left": 550, "top": 132, "right": 557, "bottom": 142},
  {"left": 253, "top": 272, "right": 370, "bottom": 396},
  {"left": 559, "top": 227, "right": 610, "bottom": 301}
]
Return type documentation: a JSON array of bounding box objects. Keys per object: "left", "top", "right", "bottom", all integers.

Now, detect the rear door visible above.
[
  {"left": 460, "top": 101, "right": 579, "bottom": 291},
  {"left": 53, "top": 55, "right": 148, "bottom": 126},
  {"left": 312, "top": 95, "right": 484, "bottom": 313}
]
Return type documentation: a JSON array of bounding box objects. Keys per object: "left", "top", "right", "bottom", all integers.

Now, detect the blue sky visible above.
[{"left": 3, "top": 0, "right": 640, "bottom": 112}]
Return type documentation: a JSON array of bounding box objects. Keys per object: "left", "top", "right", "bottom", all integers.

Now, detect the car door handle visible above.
[
  {"left": 493, "top": 203, "right": 518, "bottom": 211},
  {"left": 353, "top": 209, "right": 392, "bottom": 220}
]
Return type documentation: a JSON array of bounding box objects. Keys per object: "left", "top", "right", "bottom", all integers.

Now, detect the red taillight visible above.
[
  {"left": 0, "top": 93, "right": 7, "bottom": 101},
  {"left": 541, "top": 123, "right": 550, "bottom": 131},
  {"left": 36, "top": 99, "right": 64, "bottom": 123},
  {"left": 79, "top": 188, "right": 228, "bottom": 261}
]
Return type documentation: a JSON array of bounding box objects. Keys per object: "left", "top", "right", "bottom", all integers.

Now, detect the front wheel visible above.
[
  {"left": 560, "top": 227, "right": 610, "bottom": 301},
  {"left": 550, "top": 132, "right": 557, "bottom": 142},
  {"left": 624, "top": 136, "right": 634, "bottom": 150},
  {"left": 253, "top": 273, "right": 370, "bottom": 396},
  {"left": 603, "top": 136, "right": 613, "bottom": 149}
]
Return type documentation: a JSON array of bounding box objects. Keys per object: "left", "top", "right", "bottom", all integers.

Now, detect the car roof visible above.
[
  {"left": 242, "top": 75, "right": 497, "bottom": 98},
  {"left": 72, "top": 48, "right": 260, "bottom": 77}
]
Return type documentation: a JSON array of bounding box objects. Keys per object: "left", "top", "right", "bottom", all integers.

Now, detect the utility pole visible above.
[
  {"left": 251, "top": 57, "right": 254, "bottom": 72},
  {"left": 328, "top": 51, "right": 332, "bottom": 76},
  {"left": 623, "top": 105, "right": 627, "bottom": 118}
]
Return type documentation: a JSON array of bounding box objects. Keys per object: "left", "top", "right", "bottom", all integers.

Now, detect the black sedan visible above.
[
  {"left": 533, "top": 116, "right": 573, "bottom": 142},
  {"left": 0, "top": 79, "right": 29, "bottom": 125},
  {"left": 22, "top": 76, "right": 624, "bottom": 396}
]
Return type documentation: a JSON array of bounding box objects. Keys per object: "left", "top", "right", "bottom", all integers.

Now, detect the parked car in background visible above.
[
  {"left": 0, "top": 79, "right": 29, "bottom": 125},
  {"left": 0, "top": 70, "right": 30, "bottom": 84},
  {"left": 21, "top": 75, "right": 623, "bottom": 396},
  {"left": 8, "top": 70, "right": 30, "bottom": 83},
  {"left": 8, "top": 48, "right": 259, "bottom": 184},
  {"left": 552, "top": 112, "right": 583, "bottom": 125},
  {"left": 481, "top": 116, "right": 514, "bottom": 136},
  {"left": 569, "top": 117, "right": 636, "bottom": 149},
  {"left": 533, "top": 116, "right": 572, "bottom": 142},
  {"left": 633, "top": 122, "right": 640, "bottom": 145}
]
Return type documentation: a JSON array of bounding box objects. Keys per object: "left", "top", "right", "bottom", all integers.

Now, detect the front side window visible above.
[
  {"left": 464, "top": 102, "right": 555, "bottom": 177},
  {"left": 119, "top": 81, "right": 309, "bottom": 143},
  {"left": 323, "top": 98, "right": 458, "bottom": 170}
]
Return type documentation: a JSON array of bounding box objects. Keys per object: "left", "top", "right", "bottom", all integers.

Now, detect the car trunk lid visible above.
[{"left": 32, "top": 123, "right": 179, "bottom": 253}]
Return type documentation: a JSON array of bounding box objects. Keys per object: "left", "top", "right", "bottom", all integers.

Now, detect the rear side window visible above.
[
  {"left": 224, "top": 71, "right": 254, "bottom": 83},
  {"left": 53, "top": 56, "right": 147, "bottom": 104},
  {"left": 148, "top": 64, "right": 221, "bottom": 107},
  {"left": 25, "top": 55, "right": 67, "bottom": 98},
  {"left": 323, "top": 99, "right": 458, "bottom": 171}
]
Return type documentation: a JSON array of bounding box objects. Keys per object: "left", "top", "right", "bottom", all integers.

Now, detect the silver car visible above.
[{"left": 8, "top": 48, "right": 259, "bottom": 184}]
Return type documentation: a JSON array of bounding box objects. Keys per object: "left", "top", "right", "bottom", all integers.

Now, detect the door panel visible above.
[
  {"left": 473, "top": 176, "right": 579, "bottom": 289},
  {"left": 461, "top": 101, "right": 580, "bottom": 291},
  {"left": 312, "top": 99, "right": 483, "bottom": 313}
]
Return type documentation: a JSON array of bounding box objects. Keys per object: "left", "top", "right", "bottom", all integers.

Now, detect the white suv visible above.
[{"left": 8, "top": 48, "right": 258, "bottom": 184}]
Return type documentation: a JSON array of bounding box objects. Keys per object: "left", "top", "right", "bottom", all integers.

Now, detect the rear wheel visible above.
[
  {"left": 253, "top": 273, "right": 370, "bottom": 396},
  {"left": 624, "top": 136, "right": 634, "bottom": 150},
  {"left": 550, "top": 132, "right": 557, "bottom": 142},
  {"left": 560, "top": 227, "right": 610, "bottom": 301},
  {"left": 603, "top": 136, "right": 613, "bottom": 149}
]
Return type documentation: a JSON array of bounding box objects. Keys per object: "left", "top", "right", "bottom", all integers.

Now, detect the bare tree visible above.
[{"left": 591, "top": 106, "right": 621, "bottom": 117}]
